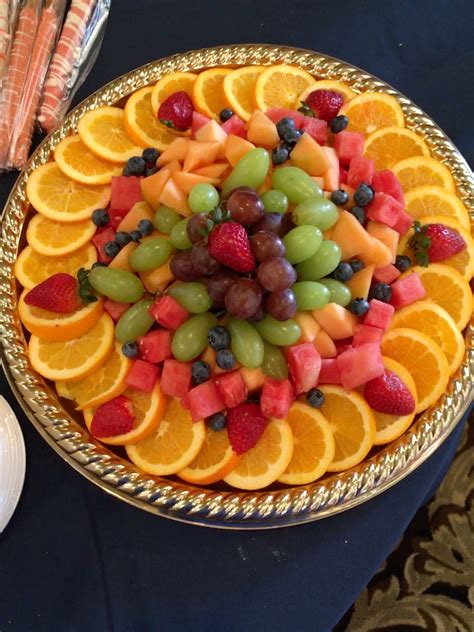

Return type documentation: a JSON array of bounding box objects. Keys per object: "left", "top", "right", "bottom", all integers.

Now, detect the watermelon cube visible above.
[
  {"left": 260, "top": 378, "right": 294, "bottom": 419},
  {"left": 138, "top": 329, "right": 172, "bottom": 364},
  {"left": 161, "top": 359, "right": 192, "bottom": 398},
  {"left": 92, "top": 227, "right": 116, "bottom": 262},
  {"left": 187, "top": 381, "right": 225, "bottom": 422},
  {"left": 108, "top": 208, "right": 131, "bottom": 230},
  {"left": 392, "top": 209, "right": 414, "bottom": 236},
  {"left": 373, "top": 264, "right": 401, "bottom": 284},
  {"left": 110, "top": 176, "right": 143, "bottom": 211},
  {"left": 333, "top": 131, "right": 365, "bottom": 165},
  {"left": 221, "top": 114, "right": 246, "bottom": 138},
  {"left": 191, "top": 111, "right": 211, "bottom": 138},
  {"left": 214, "top": 371, "right": 248, "bottom": 408},
  {"left": 126, "top": 359, "right": 159, "bottom": 392},
  {"left": 353, "top": 324, "right": 384, "bottom": 347},
  {"left": 301, "top": 116, "right": 328, "bottom": 145},
  {"left": 334, "top": 339, "right": 353, "bottom": 355},
  {"left": 265, "top": 108, "right": 305, "bottom": 127},
  {"left": 366, "top": 192, "right": 404, "bottom": 228},
  {"left": 103, "top": 299, "right": 130, "bottom": 321},
  {"left": 372, "top": 170, "right": 405, "bottom": 206},
  {"left": 347, "top": 156, "right": 375, "bottom": 188},
  {"left": 318, "top": 358, "right": 342, "bottom": 385},
  {"left": 339, "top": 166, "right": 348, "bottom": 184},
  {"left": 364, "top": 299, "right": 395, "bottom": 330},
  {"left": 287, "top": 342, "right": 322, "bottom": 395},
  {"left": 390, "top": 272, "right": 426, "bottom": 310},
  {"left": 150, "top": 295, "right": 189, "bottom": 330},
  {"left": 337, "top": 343, "right": 384, "bottom": 390}
]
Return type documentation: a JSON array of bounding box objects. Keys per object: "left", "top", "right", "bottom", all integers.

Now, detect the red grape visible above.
[
  {"left": 206, "top": 271, "right": 238, "bottom": 305},
  {"left": 227, "top": 189, "right": 264, "bottom": 225},
  {"left": 170, "top": 251, "right": 201, "bottom": 281},
  {"left": 224, "top": 185, "right": 256, "bottom": 199},
  {"left": 265, "top": 289, "right": 297, "bottom": 321},
  {"left": 224, "top": 278, "right": 262, "bottom": 319},
  {"left": 249, "top": 304, "right": 266, "bottom": 322},
  {"left": 253, "top": 212, "right": 285, "bottom": 236},
  {"left": 186, "top": 213, "right": 213, "bottom": 244},
  {"left": 191, "top": 240, "right": 221, "bottom": 275},
  {"left": 250, "top": 230, "right": 286, "bottom": 261},
  {"left": 257, "top": 257, "right": 296, "bottom": 292}
]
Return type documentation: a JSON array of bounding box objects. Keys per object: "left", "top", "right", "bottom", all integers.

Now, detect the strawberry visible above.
[
  {"left": 226, "top": 402, "right": 268, "bottom": 455},
  {"left": 90, "top": 396, "right": 135, "bottom": 438},
  {"left": 207, "top": 222, "right": 256, "bottom": 273},
  {"left": 158, "top": 91, "right": 193, "bottom": 131},
  {"left": 364, "top": 370, "right": 416, "bottom": 415},
  {"left": 303, "top": 90, "right": 344, "bottom": 122},
  {"left": 24, "top": 273, "right": 82, "bottom": 313},
  {"left": 409, "top": 221, "right": 466, "bottom": 265}
]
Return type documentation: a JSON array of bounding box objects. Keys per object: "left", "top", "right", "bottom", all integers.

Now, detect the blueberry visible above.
[
  {"left": 116, "top": 231, "right": 132, "bottom": 247},
  {"left": 192, "top": 360, "right": 211, "bottom": 385},
  {"left": 138, "top": 219, "right": 154, "bottom": 236},
  {"left": 126, "top": 156, "right": 146, "bottom": 176},
  {"left": 395, "top": 254, "right": 412, "bottom": 273},
  {"left": 208, "top": 412, "right": 227, "bottom": 431},
  {"left": 347, "top": 298, "right": 370, "bottom": 316},
  {"left": 329, "top": 115, "right": 349, "bottom": 133},
  {"left": 142, "top": 147, "right": 160, "bottom": 164},
  {"left": 306, "top": 388, "right": 325, "bottom": 408},
  {"left": 130, "top": 229, "right": 142, "bottom": 243},
  {"left": 216, "top": 349, "right": 235, "bottom": 370},
  {"left": 369, "top": 283, "right": 392, "bottom": 303},
  {"left": 122, "top": 341, "right": 139, "bottom": 358},
  {"left": 208, "top": 325, "right": 231, "bottom": 351},
  {"left": 276, "top": 117, "right": 296, "bottom": 140},
  {"left": 348, "top": 259, "right": 365, "bottom": 273},
  {"left": 219, "top": 108, "right": 234, "bottom": 122},
  {"left": 331, "top": 262, "right": 353, "bottom": 282},
  {"left": 92, "top": 208, "right": 109, "bottom": 227},
  {"left": 349, "top": 206, "right": 366, "bottom": 224},
  {"left": 122, "top": 166, "right": 132, "bottom": 177},
  {"left": 92, "top": 261, "right": 107, "bottom": 269},
  {"left": 272, "top": 145, "right": 289, "bottom": 165},
  {"left": 104, "top": 241, "right": 121, "bottom": 258},
  {"left": 330, "top": 188, "right": 349, "bottom": 206},
  {"left": 145, "top": 166, "right": 158, "bottom": 177},
  {"left": 283, "top": 128, "right": 302, "bottom": 145},
  {"left": 354, "top": 184, "right": 374, "bottom": 207}
]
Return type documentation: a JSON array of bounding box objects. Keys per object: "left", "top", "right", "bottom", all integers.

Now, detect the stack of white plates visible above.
[{"left": 0, "top": 396, "right": 26, "bottom": 533}]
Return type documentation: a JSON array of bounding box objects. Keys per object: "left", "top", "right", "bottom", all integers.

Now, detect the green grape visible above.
[
  {"left": 293, "top": 197, "right": 339, "bottom": 231},
  {"left": 282, "top": 225, "right": 323, "bottom": 264},
  {"left": 168, "top": 282, "right": 212, "bottom": 313},
  {"left": 272, "top": 166, "right": 322, "bottom": 204},
  {"left": 228, "top": 319, "right": 264, "bottom": 369},
  {"left": 260, "top": 189, "right": 289, "bottom": 214},
  {"left": 129, "top": 237, "right": 173, "bottom": 272},
  {"left": 170, "top": 218, "right": 192, "bottom": 250},
  {"left": 154, "top": 206, "right": 181, "bottom": 234},
  {"left": 188, "top": 183, "right": 220, "bottom": 214},
  {"left": 89, "top": 267, "right": 144, "bottom": 303},
  {"left": 319, "top": 279, "right": 352, "bottom": 306},
  {"left": 254, "top": 315, "right": 301, "bottom": 346},
  {"left": 296, "top": 240, "right": 341, "bottom": 281},
  {"left": 172, "top": 313, "right": 217, "bottom": 361},
  {"left": 262, "top": 342, "right": 288, "bottom": 380},
  {"left": 292, "top": 281, "right": 331, "bottom": 311},
  {"left": 222, "top": 148, "right": 270, "bottom": 197},
  {"left": 115, "top": 299, "right": 154, "bottom": 343}
]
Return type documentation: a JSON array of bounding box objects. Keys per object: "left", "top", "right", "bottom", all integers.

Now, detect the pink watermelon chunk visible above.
[
  {"left": 214, "top": 371, "right": 248, "bottom": 408},
  {"left": 318, "top": 358, "right": 342, "bottom": 385},
  {"left": 390, "top": 272, "right": 426, "bottom": 310},
  {"left": 392, "top": 209, "right": 414, "bottom": 236},
  {"left": 260, "top": 378, "right": 294, "bottom": 419},
  {"left": 334, "top": 131, "right": 365, "bottom": 165},
  {"left": 301, "top": 117, "right": 328, "bottom": 145},
  {"left": 347, "top": 156, "right": 375, "bottom": 188},
  {"left": 191, "top": 111, "right": 211, "bottom": 137},
  {"left": 108, "top": 208, "right": 131, "bottom": 230},
  {"left": 103, "top": 299, "right": 130, "bottom": 322},
  {"left": 92, "top": 227, "right": 116, "bottom": 262},
  {"left": 138, "top": 329, "right": 172, "bottom": 364},
  {"left": 353, "top": 324, "right": 384, "bottom": 347},
  {"left": 339, "top": 166, "right": 348, "bottom": 184},
  {"left": 221, "top": 114, "right": 246, "bottom": 138},
  {"left": 149, "top": 295, "right": 189, "bottom": 330},
  {"left": 287, "top": 342, "right": 322, "bottom": 395},
  {"left": 266, "top": 108, "right": 305, "bottom": 128},
  {"left": 366, "top": 192, "right": 404, "bottom": 228},
  {"left": 372, "top": 170, "right": 405, "bottom": 206},
  {"left": 337, "top": 343, "right": 384, "bottom": 390},
  {"left": 126, "top": 359, "right": 160, "bottom": 393},
  {"left": 161, "top": 359, "right": 192, "bottom": 398},
  {"left": 110, "top": 176, "right": 143, "bottom": 211},
  {"left": 187, "top": 381, "right": 226, "bottom": 422},
  {"left": 364, "top": 299, "right": 395, "bottom": 330},
  {"left": 373, "top": 264, "right": 401, "bottom": 284}
]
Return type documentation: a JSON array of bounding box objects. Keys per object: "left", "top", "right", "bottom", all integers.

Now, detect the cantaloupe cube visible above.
[
  {"left": 313, "top": 328, "right": 337, "bottom": 358},
  {"left": 322, "top": 146, "right": 339, "bottom": 191},
  {"left": 240, "top": 367, "right": 266, "bottom": 392},
  {"left": 201, "top": 346, "right": 217, "bottom": 373},
  {"left": 346, "top": 264, "right": 375, "bottom": 299},
  {"left": 246, "top": 110, "right": 279, "bottom": 148},
  {"left": 340, "top": 184, "right": 355, "bottom": 208},
  {"left": 117, "top": 201, "right": 154, "bottom": 232},
  {"left": 156, "top": 137, "right": 189, "bottom": 167},
  {"left": 290, "top": 133, "right": 331, "bottom": 176},
  {"left": 194, "top": 162, "right": 231, "bottom": 179},
  {"left": 360, "top": 237, "right": 393, "bottom": 267},
  {"left": 293, "top": 312, "right": 321, "bottom": 342},
  {"left": 172, "top": 171, "right": 220, "bottom": 195},
  {"left": 164, "top": 159, "right": 182, "bottom": 173},
  {"left": 139, "top": 260, "right": 174, "bottom": 293},
  {"left": 195, "top": 120, "right": 228, "bottom": 160},
  {"left": 159, "top": 178, "right": 191, "bottom": 215},
  {"left": 322, "top": 227, "right": 335, "bottom": 240},
  {"left": 312, "top": 303, "right": 359, "bottom": 340},
  {"left": 331, "top": 210, "right": 375, "bottom": 259},
  {"left": 366, "top": 221, "right": 399, "bottom": 263},
  {"left": 183, "top": 140, "right": 220, "bottom": 172},
  {"left": 225, "top": 135, "right": 256, "bottom": 167},
  {"left": 108, "top": 241, "right": 137, "bottom": 272},
  {"left": 140, "top": 169, "right": 171, "bottom": 211}
]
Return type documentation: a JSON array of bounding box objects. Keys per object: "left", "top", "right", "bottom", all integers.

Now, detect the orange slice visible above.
[
  {"left": 56, "top": 341, "right": 132, "bottom": 409},
  {"left": 404, "top": 185, "right": 470, "bottom": 232},
  {"left": 255, "top": 64, "right": 314, "bottom": 111},
  {"left": 339, "top": 92, "right": 405, "bottom": 134},
  {"left": 408, "top": 264, "right": 473, "bottom": 331},
  {"left": 318, "top": 386, "right": 376, "bottom": 472},
  {"left": 14, "top": 243, "right": 97, "bottom": 290},
  {"left": 364, "top": 126, "right": 430, "bottom": 170},
  {"left": 28, "top": 313, "right": 115, "bottom": 382},
  {"left": 381, "top": 327, "right": 450, "bottom": 413},
  {"left": 83, "top": 383, "right": 167, "bottom": 446},
  {"left": 150, "top": 71, "right": 197, "bottom": 121},
  {"left": 126, "top": 398, "right": 205, "bottom": 475},
  {"left": 124, "top": 86, "right": 178, "bottom": 150},
  {"left": 390, "top": 301, "right": 465, "bottom": 376},
  {"left": 277, "top": 402, "right": 335, "bottom": 485},
  {"left": 18, "top": 290, "right": 103, "bottom": 341},
  {"left": 77, "top": 106, "right": 143, "bottom": 163},
  {"left": 297, "top": 79, "right": 357, "bottom": 105},
  {"left": 222, "top": 65, "right": 266, "bottom": 120},
  {"left": 371, "top": 357, "right": 418, "bottom": 445},
  {"left": 392, "top": 156, "right": 455, "bottom": 193},
  {"left": 223, "top": 418, "right": 293, "bottom": 490},
  {"left": 177, "top": 425, "right": 240, "bottom": 485},
  {"left": 26, "top": 213, "right": 96, "bottom": 257},
  {"left": 54, "top": 134, "right": 123, "bottom": 185},
  {"left": 192, "top": 68, "right": 233, "bottom": 119},
  {"left": 26, "top": 162, "right": 111, "bottom": 223}
]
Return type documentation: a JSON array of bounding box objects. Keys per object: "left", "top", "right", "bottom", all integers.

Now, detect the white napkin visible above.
[{"left": 0, "top": 395, "right": 26, "bottom": 533}]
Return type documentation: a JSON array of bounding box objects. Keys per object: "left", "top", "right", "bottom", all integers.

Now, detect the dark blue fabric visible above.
[{"left": 1, "top": 1, "right": 472, "bottom": 630}]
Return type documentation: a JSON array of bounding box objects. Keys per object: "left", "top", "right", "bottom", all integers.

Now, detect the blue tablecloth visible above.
[{"left": 1, "top": 2, "right": 473, "bottom": 630}]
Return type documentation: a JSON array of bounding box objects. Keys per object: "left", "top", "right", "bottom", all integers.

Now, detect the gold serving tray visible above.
[{"left": 0, "top": 44, "right": 472, "bottom": 529}]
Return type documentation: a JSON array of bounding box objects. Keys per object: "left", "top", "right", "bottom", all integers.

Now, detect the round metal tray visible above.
[{"left": 0, "top": 44, "right": 472, "bottom": 529}]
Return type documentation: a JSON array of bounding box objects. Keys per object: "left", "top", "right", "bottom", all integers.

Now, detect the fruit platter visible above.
[{"left": 0, "top": 44, "right": 472, "bottom": 528}]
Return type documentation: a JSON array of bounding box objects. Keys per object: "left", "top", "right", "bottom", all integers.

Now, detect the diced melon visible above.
[
  {"left": 240, "top": 367, "right": 266, "bottom": 392},
  {"left": 366, "top": 192, "right": 404, "bottom": 228},
  {"left": 322, "top": 146, "right": 340, "bottom": 191},
  {"left": 353, "top": 324, "right": 384, "bottom": 347},
  {"left": 159, "top": 178, "right": 191, "bottom": 215},
  {"left": 246, "top": 110, "right": 280, "bottom": 148},
  {"left": 366, "top": 221, "right": 399, "bottom": 262},
  {"left": 139, "top": 260, "right": 174, "bottom": 293},
  {"left": 337, "top": 343, "right": 384, "bottom": 390},
  {"left": 346, "top": 264, "right": 375, "bottom": 299},
  {"left": 340, "top": 183, "right": 355, "bottom": 208},
  {"left": 312, "top": 303, "right": 359, "bottom": 341},
  {"left": 293, "top": 312, "right": 321, "bottom": 342},
  {"left": 195, "top": 120, "right": 228, "bottom": 160},
  {"left": 322, "top": 227, "right": 335, "bottom": 241},
  {"left": 301, "top": 117, "right": 328, "bottom": 145},
  {"left": 108, "top": 241, "right": 137, "bottom": 272},
  {"left": 313, "top": 329, "right": 337, "bottom": 358},
  {"left": 372, "top": 170, "right": 405, "bottom": 206},
  {"left": 266, "top": 108, "right": 305, "bottom": 127},
  {"left": 225, "top": 134, "right": 256, "bottom": 167},
  {"left": 392, "top": 209, "right": 413, "bottom": 236},
  {"left": 347, "top": 156, "right": 375, "bottom": 188},
  {"left": 333, "top": 130, "right": 365, "bottom": 165},
  {"left": 373, "top": 264, "right": 401, "bottom": 284},
  {"left": 364, "top": 299, "right": 395, "bottom": 330},
  {"left": 221, "top": 114, "right": 246, "bottom": 137},
  {"left": 290, "top": 133, "right": 331, "bottom": 176},
  {"left": 172, "top": 171, "right": 220, "bottom": 195},
  {"left": 156, "top": 137, "right": 189, "bottom": 167},
  {"left": 360, "top": 237, "right": 393, "bottom": 267},
  {"left": 201, "top": 346, "right": 217, "bottom": 373},
  {"left": 390, "top": 272, "right": 426, "bottom": 310},
  {"left": 194, "top": 162, "right": 231, "bottom": 179},
  {"left": 140, "top": 169, "right": 171, "bottom": 211},
  {"left": 117, "top": 201, "right": 154, "bottom": 232},
  {"left": 182, "top": 140, "right": 220, "bottom": 172},
  {"left": 331, "top": 210, "right": 375, "bottom": 259},
  {"left": 164, "top": 159, "right": 182, "bottom": 173},
  {"left": 318, "top": 358, "right": 342, "bottom": 385}
]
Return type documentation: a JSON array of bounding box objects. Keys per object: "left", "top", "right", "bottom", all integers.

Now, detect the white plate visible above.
[{"left": 0, "top": 395, "right": 26, "bottom": 533}]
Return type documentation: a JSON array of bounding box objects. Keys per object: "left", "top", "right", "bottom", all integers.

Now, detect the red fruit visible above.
[
  {"left": 24, "top": 273, "right": 81, "bottom": 314},
  {"left": 221, "top": 114, "right": 246, "bottom": 138},
  {"left": 108, "top": 208, "right": 130, "bottom": 231},
  {"left": 92, "top": 226, "right": 117, "bottom": 262},
  {"left": 150, "top": 295, "right": 189, "bottom": 330},
  {"left": 287, "top": 342, "right": 322, "bottom": 395},
  {"left": 390, "top": 272, "right": 426, "bottom": 310},
  {"left": 347, "top": 156, "right": 375, "bottom": 189},
  {"left": 138, "top": 329, "right": 172, "bottom": 364},
  {"left": 90, "top": 395, "right": 134, "bottom": 438},
  {"left": 372, "top": 170, "right": 405, "bottom": 206},
  {"left": 208, "top": 222, "right": 256, "bottom": 273},
  {"left": 161, "top": 359, "right": 192, "bottom": 398},
  {"left": 339, "top": 166, "right": 348, "bottom": 184},
  {"left": 266, "top": 108, "right": 305, "bottom": 127},
  {"left": 318, "top": 358, "right": 342, "bottom": 385},
  {"left": 353, "top": 324, "right": 384, "bottom": 347},
  {"left": 304, "top": 90, "right": 343, "bottom": 122},
  {"left": 226, "top": 402, "right": 268, "bottom": 455},
  {"left": 366, "top": 192, "right": 404, "bottom": 228},
  {"left": 110, "top": 176, "right": 142, "bottom": 211},
  {"left": 214, "top": 371, "right": 248, "bottom": 408},
  {"left": 125, "top": 359, "right": 160, "bottom": 393},
  {"left": 392, "top": 208, "right": 413, "bottom": 236},
  {"left": 191, "top": 111, "right": 211, "bottom": 137},
  {"left": 364, "top": 299, "right": 395, "bottom": 331},
  {"left": 337, "top": 343, "right": 385, "bottom": 390},
  {"left": 364, "top": 370, "right": 416, "bottom": 415},
  {"left": 424, "top": 224, "right": 466, "bottom": 263},
  {"left": 334, "top": 130, "right": 365, "bottom": 165},
  {"left": 187, "top": 381, "right": 225, "bottom": 422},
  {"left": 300, "top": 116, "right": 328, "bottom": 145},
  {"left": 103, "top": 299, "right": 130, "bottom": 322},
  {"left": 260, "top": 378, "right": 294, "bottom": 419},
  {"left": 372, "top": 264, "right": 401, "bottom": 285},
  {"left": 158, "top": 91, "right": 193, "bottom": 132}
]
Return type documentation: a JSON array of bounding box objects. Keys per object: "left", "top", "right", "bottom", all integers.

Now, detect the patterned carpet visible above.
[{"left": 335, "top": 411, "right": 473, "bottom": 632}]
